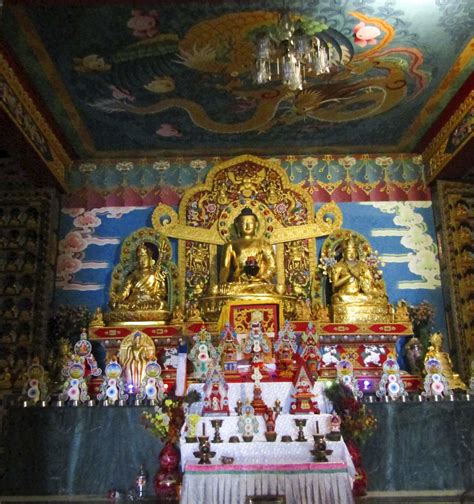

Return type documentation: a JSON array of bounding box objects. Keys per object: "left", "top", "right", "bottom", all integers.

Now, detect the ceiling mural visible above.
[{"left": 1, "top": 0, "right": 472, "bottom": 158}]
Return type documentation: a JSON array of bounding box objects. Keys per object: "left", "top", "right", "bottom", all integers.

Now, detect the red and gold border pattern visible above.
[
  {"left": 0, "top": 50, "right": 71, "bottom": 189},
  {"left": 422, "top": 91, "right": 474, "bottom": 184}
]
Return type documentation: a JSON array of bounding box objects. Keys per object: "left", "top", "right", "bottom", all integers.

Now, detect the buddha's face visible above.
[
  {"left": 344, "top": 245, "right": 357, "bottom": 261},
  {"left": 238, "top": 215, "right": 257, "bottom": 237}
]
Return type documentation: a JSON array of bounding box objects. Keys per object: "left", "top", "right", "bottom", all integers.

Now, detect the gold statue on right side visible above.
[
  {"left": 324, "top": 233, "right": 391, "bottom": 323},
  {"left": 424, "top": 332, "right": 467, "bottom": 390}
]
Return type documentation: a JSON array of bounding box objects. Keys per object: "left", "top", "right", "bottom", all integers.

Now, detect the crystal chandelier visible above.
[{"left": 255, "top": 11, "right": 353, "bottom": 91}]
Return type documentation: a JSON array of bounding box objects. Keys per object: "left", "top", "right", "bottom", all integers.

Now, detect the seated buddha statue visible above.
[
  {"left": 424, "top": 332, "right": 467, "bottom": 390},
  {"left": 328, "top": 236, "right": 389, "bottom": 323},
  {"left": 109, "top": 243, "right": 169, "bottom": 320},
  {"left": 213, "top": 208, "right": 284, "bottom": 296}
]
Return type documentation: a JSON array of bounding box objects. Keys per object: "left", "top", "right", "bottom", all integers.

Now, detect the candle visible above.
[{"left": 316, "top": 421, "right": 319, "bottom": 434}]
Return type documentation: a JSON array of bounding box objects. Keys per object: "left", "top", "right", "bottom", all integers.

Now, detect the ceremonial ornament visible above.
[
  {"left": 139, "top": 360, "right": 165, "bottom": 402},
  {"left": 376, "top": 354, "right": 407, "bottom": 400},
  {"left": 311, "top": 435, "right": 333, "bottom": 462},
  {"left": 97, "top": 360, "right": 128, "bottom": 404},
  {"left": 263, "top": 400, "right": 282, "bottom": 442},
  {"left": 250, "top": 365, "right": 268, "bottom": 415},
  {"left": 299, "top": 322, "right": 321, "bottom": 380},
  {"left": 423, "top": 332, "right": 467, "bottom": 391},
  {"left": 193, "top": 436, "right": 216, "bottom": 465},
  {"left": 336, "top": 359, "right": 363, "bottom": 399},
  {"left": 294, "top": 418, "right": 307, "bottom": 442},
  {"left": 22, "top": 358, "right": 50, "bottom": 405},
  {"left": 237, "top": 402, "right": 259, "bottom": 441},
  {"left": 326, "top": 413, "right": 342, "bottom": 441},
  {"left": 218, "top": 323, "right": 240, "bottom": 372},
  {"left": 120, "top": 332, "right": 156, "bottom": 394},
  {"left": 59, "top": 357, "right": 90, "bottom": 404},
  {"left": 290, "top": 362, "right": 319, "bottom": 414},
  {"left": 273, "top": 320, "right": 298, "bottom": 376},
  {"left": 423, "top": 358, "right": 451, "bottom": 398},
  {"left": 202, "top": 367, "right": 230, "bottom": 416},
  {"left": 75, "top": 329, "right": 102, "bottom": 378},
  {"left": 188, "top": 327, "right": 220, "bottom": 380},
  {"left": 242, "top": 312, "right": 272, "bottom": 366}
]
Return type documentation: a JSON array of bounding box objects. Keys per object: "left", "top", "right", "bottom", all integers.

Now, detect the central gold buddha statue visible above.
[
  {"left": 200, "top": 208, "right": 292, "bottom": 321},
  {"left": 329, "top": 236, "right": 390, "bottom": 323},
  {"left": 217, "top": 208, "right": 283, "bottom": 294}
]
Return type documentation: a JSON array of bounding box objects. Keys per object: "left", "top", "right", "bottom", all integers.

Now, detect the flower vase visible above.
[
  {"left": 154, "top": 441, "right": 181, "bottom": 498},
  {"left": 346, "top": 439, "right": 367, "bottom": 497}
]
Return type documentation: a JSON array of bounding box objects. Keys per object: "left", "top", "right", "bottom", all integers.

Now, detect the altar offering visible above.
[{"left": 97, "top": 360, "right": 128, "bottom": 404}]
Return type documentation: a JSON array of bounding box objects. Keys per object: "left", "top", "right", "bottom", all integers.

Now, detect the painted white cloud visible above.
[
  {"left": 57, "top": 206, "right": 150, "bottom": 292},
  {"left": 57, "top": 281, "right": 104, "bottom": 291},
  {"left": 361, "top": 201, "right": 441, "bottom": 290},
  {"left": 80, "top": 261, "right": 110, "bottom": 269}
]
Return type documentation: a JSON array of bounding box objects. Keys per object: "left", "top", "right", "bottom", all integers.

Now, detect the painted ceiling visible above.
[{"left": 1, "top": 0, "right": 472, "bottom": 158}]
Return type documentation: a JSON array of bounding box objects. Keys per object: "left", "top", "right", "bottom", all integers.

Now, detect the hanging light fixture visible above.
[{"left": 255, "top": 10, "right": 353, "bottom": 91}]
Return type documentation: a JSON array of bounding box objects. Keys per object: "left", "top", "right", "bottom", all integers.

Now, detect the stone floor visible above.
[{"left": 1, "top": 491, "right": 473, "bottom": 504}]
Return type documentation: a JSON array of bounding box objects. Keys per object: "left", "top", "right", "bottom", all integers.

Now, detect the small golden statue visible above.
[
  {"left": 325, "top": 234, "right": 390, "bottom": 323},
  {"left": 0, "top": 366, "right": 12, "bottom": 390},
  {"left": 394, "top": 299, "right": 410, "bottom": 322},
  {"left": 89, "top": 307, "right": 105, "bottom": 327},
  {"left": 119, "top": 332, "right": 156, "bottom": 393},
  {"left": 424, "top": 332, "right": 467, "bottom": 390}
]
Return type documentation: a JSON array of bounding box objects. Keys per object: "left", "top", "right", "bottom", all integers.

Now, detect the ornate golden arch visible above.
[{"left": 152, "top": 155, "right": 343, "bottom": 311}]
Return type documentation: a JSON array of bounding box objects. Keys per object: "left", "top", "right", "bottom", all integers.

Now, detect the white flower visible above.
[
  {"left": 78, "top": 163, "right": 97, "bottom": 173},
  {"left": 115, "top": 161, "right": 134, "bottom": 172},
  {"left": 301, "top": 157, "right": 319, "bottom": 169},
  {"left": 153, "top": 160, "right": 170, "bottom": 171},
  {"left": 338, "top": 156, "right": 357, "bottom": 169},
  {"left": 190, "top": 159, "right": 207, "bottom": 170},
  {"left": 375, "top": 156, "right": 393, "bottom": 168}
]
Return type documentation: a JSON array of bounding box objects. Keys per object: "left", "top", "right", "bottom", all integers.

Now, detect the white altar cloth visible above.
[
  {"left": 180, "top": 462, "right": 355, "bottom": 504},
  {"left": 180, "top": 422, "right": 355, "bottom": 479}
]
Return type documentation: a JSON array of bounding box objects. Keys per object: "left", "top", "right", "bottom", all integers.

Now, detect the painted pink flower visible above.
[
  {"left": 353, "top": 22, "right": 381, "bottom": 47},
  {"left": 275, "top": 202, "right": 287, "bottom": 214},
  {"left": 60, "top": 232, "right": 87, "bottom": 253},
  {"left": 127, "top": 10, "right": 159, "bottom": 39},
  {"left": 73, "top": 213, "right": 101, "bottom": 230},
  {"left": 156, "top": 124, "right": 182, "bottom": 137},
  {"left": 57, "top": 255, "right": 82, "bottom": 275}
]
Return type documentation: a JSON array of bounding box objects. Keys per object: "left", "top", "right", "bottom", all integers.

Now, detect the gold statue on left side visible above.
[
  {"left": 108, "top": 238, "right": 174, "bottom": 324},
  {"left": 111, "top": 243, "right": 168, "bottom": 310},
  {"left": 424, "top": 332, "right": 467, "bottom": 390}
]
